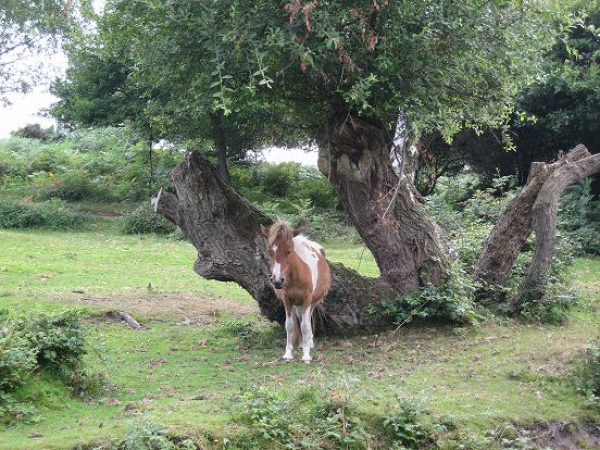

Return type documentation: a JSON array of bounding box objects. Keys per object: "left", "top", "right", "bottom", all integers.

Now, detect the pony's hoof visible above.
[
  {"left": 302, "top": 359, "right": 311, "bottom": 364},
  {"left": 280, "top": 355, "right": 293, "bottom": 362}
]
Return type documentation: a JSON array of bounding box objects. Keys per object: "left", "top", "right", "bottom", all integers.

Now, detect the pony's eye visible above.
[{"left": 287, "top": 250, "right": 291, "bottom": 255}]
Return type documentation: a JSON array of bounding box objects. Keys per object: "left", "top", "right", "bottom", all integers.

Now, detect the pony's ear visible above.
[
  {"left": 293, "top": 229, "right": 302, "bottom": 237},
  {"left": 260, "top": 224, "right": 270, "bottom": 236}
]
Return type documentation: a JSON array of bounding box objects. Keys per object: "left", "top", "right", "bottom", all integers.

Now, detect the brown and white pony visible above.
[{"left": 261, "top": 221, "right": 330, "bottom": 363}]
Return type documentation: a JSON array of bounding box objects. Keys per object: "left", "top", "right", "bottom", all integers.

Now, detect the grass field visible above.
[{"left": 0, "top": 225, "right": 599, "bottom": 449}]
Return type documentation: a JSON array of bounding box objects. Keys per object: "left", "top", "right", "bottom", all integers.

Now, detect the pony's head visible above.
[{"left": 261, "top": 221, "right": 300, "bottom": 290}]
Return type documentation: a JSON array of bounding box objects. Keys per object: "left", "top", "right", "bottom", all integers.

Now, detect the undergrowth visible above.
[
  {"left": 368, "top": 267, "right": 483, "bottom": 327},
  {"left": 575, "top": 340, "right": 600, "bottom": 406},
  {"left": 0, "top": 310, "right": 105, "bottom": 425},
  {"left": 0, "top": 198, "right": 87, "bottom": 230},
  {"left": 120, "top": 204, "right": 177, "bottom": 235}
]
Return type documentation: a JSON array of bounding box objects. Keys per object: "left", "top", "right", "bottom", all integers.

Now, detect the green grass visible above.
[{"left": 0, "top": 226, "right": 599, "bottom": 449}]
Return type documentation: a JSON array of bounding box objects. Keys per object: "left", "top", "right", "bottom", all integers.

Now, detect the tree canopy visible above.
[
  {"left": 53, "top": 0, "right": 569, "bottom": 145},
  {"left": 0, "top": 0, "right": 71, "bottom": 99}
]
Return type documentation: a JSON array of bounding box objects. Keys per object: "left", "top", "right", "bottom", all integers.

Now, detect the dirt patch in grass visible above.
[
  {"left": 516, "top": 421, "right": 600, "bottom": 449},
  {"left": 75, "top": 292, "right": 259, "bottom": 323}
]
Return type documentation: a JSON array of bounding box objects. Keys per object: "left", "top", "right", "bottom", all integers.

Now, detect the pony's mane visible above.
[{"left": 267, "top": 220, "right": 294, "bottom": 246}]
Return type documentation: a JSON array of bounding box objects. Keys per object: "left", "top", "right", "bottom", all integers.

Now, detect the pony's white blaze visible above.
[
  {"left": 271, "top": 244, "right": 282, "bottom": 278},
  {"left": 293, "top": 235, "right": 321, "bottom": 293},
  {"left": 273, "top": 261, "right": 282, "bottom": 278}
]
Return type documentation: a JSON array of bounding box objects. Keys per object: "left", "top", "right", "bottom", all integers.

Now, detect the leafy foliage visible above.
[
  {"left": 0, "top": 198, "right": 87, "bottom": 230},
  {"left": 575, "top": 341, "right": 600, "bottom": 405},
  {"left": 369, "top": 267, "right": 481, "bottom": 327},
  {"left": 0, "top": 0, "right": 68, "bottom": 99},
  {"left": 0, "top": 310, "right": 101, "bottom": 424},
  {"left": 0, "top": 128, "right": 184, "bottom": 203},
  {"left": 383, "top": 401, "right": 433, "bottom": 450},
  {"left": 110, "top": 422, "right": 198, "bottom": 450},
  {"left": 513, "top": 7, "right": 600, "bottom": 170},
  {"left": 231, "top": 162, "right": 339, "bottom": 210},
  {"left": 559, "top": 179, "right": 600, "bottom": 255},
  {"left": 233, "top": 385, "right": 444, "bottom": 449},
  {"left": 120, "top": 204, "right": 176, "bottom": 235}
]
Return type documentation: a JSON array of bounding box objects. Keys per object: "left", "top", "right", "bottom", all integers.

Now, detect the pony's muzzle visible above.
[{"left": 272, "top": 278, "right": 285, "bottom": 289}]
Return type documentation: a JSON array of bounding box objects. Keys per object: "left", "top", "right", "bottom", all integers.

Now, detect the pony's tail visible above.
[
  {"left": 311, "top": 301, "right": 326, "bottom": 335},
  {"left": 292, "top": 308, "right": 302, "bottom": 347}
]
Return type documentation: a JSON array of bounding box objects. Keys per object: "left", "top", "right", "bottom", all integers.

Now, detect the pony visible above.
[{"left": 261, "top": 221, "right": 331, "bottom": 363}]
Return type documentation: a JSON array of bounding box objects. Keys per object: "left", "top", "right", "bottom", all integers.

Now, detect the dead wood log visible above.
[
  {"left": 118, "top": 311, "right": 144, "bottom": 330},
  {"left": 152, "top": 151, "right": 398, "bottom": 335}
]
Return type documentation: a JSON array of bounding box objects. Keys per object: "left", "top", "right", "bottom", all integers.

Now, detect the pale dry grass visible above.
[{"left": 72, "top": 291, "right": 259, "bottom": 323}]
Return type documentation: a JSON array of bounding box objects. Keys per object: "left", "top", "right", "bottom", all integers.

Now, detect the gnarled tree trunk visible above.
[
  {"left": 153, "top": 151, "right": 398, "bottom": 335},
  {"left": 317, "top": 115, "right": 452, "bottom": 292},
  {"left": 517, "top": 146, "right": 600, "bottom": 305},
  {"left": 474, "top": 145, "right": 592, "bottom": 287}
]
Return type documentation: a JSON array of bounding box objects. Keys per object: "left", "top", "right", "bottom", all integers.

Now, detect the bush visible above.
[
  {"left": 120, "top": 204, "right": 176, "bottom": 235},
  {"left": 383, "top": 401, "right": 433, "bottom": 449},
  {"left": 15, "top": 311, "right": 87, "bottom": 377},
  {"left": 235, "top": 387, "right": 439, "bottom": 450},
  {"left": 0, "top": 198, "right": 87, "bottom": 230},
  {"left": 110, "top": 422, "right": 198, "bottom": 450},
  {"left": 231, "top": 162, "right": 340, "bottom": 211},
  {"left": 369, "top": 267, "right": 481, "bottom": 327},
  {"left": 0, "top": 335, "right": 36, "bottom": 394},
  {"left": 35, "top": 171, "right": 104, "bottom": 202},
  {"left": 0, "top": 128, "right": 186, "bottom": 204},
  {"left": 0, "top": 310, "right": 101, "bottom": 424},
  {"left": 576, "top": 341, "right": 600, "bottom": 404}
]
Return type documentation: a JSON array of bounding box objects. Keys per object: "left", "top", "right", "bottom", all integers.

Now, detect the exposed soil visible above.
[
  {"left": 75, "top": 292, "right": 259, "bottom": 324},
  {"left": 516, "top": 421, "right": 600, "bottom": 449}
]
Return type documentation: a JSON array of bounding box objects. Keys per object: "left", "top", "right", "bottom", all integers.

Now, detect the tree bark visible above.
[
  {"left": 210, "top": 112, "right": 231, "bottom": 185},
  {"left": 152, "top": 151, "right": 398, "bottom": 335},
  {"left": 317, "top": 114, "right": 452, "bottom": 292},
  {"left": 516, "top": 146, "right": 600, "bottom": 305},
  {"left": 473, "top": 145, "right": 591, "bottom": 287}
]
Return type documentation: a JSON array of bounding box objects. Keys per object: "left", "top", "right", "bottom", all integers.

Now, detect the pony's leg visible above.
[
  {"left": 300, "top": 305, "right": 313, "bottom": 363},
  {"left": 282, "top": 312, "right": 295, "bottom": 361}
]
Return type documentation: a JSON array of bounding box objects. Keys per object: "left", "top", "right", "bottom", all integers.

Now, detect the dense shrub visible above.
[
  {"left": 0, "top": 127, "right": 186, "bottom": 203},
  {"left": 15, "top": 312, "right": 87, "bottom": 377},
  {"left": 231, "top": 162, "right": 339, "bottom": 210},
  {"left": 35, "top": 170, "right": 103, "bottom": 201},
  {"left": 234, "top": 386, "right": 438, "bottom": 449},
  {"left": 0, "top": 311, "right": 100, "bottom": 424},
  {"left": 0, "top": 198, "right": 87, "bottom": 230},
  {"left": 369, "top": 267, "right": 481, "bottom": 327},
  {"left": 120, "top": 204, "right": 176, "bottom": 235},
  {"left": 0, "top": 335, "right": 35, "bottom": 394},
  {"left": 383, "top": 401, "right": 434, "bottom": 449},
  {"left": 110, "top": 423, "right": 198, "bottom": 450},
  {"left": 576, "top": 341, "right": 600, "bottom": 404}
]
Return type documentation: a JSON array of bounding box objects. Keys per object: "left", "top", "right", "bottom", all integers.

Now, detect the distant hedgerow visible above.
[{"left": 0, "top": 198, "right": 87, "bottom": 230}]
